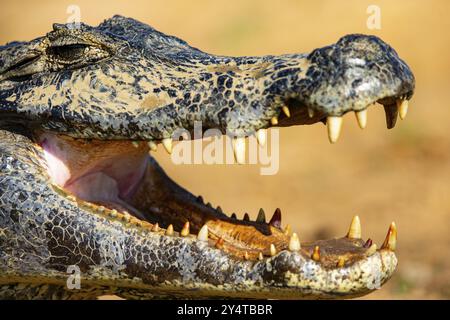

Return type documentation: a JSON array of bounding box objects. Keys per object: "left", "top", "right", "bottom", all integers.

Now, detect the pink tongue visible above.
[{"left": 39, "top": 133, "right": 149, "bottom": 202}]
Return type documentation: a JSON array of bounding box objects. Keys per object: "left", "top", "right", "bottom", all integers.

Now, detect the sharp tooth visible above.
[
  {"left": 269, "top": 244, "right": 277, "bottom": 256},
  {"left": 288, "top": 232, "right": 301, "bottom": 251},
  {"left": 282, "top": 106, "right": 291, "bottom": 118},
  {"left": 284, "top": 224, "right": 291, "bottom": 236},
  {"left": 312, "top": 246, "right": 321, "bottom": 261},
  {"left": 256, "top": 129, "right": 267, "bottom": 147},
  {"left": 308, "top": 108, "right": 314, "bottom": 118},
  {"left": 165, "top": 224, "right": 174, "bottom": 236},
  {"left": 148, "top": 141, "right": 158, "bottom": 152},
  {"left": 244, "top": 251, "right": 249, "bottom": 260},
  {"left": 197, "top": 195, "right": 204, "bottom": 203},
  {"left": 256, "top": 208, "right": 266, "bottom": 223},
  {"left": 132, "top": 141, "right": 140, "bottom": 148},
  {"left": 383, "top": 104, "right": 398, "bottom": 129},
  {"left": 152, "top": 223, "right": 160, "bottom": 232},
  {"left": 216, "top": 206, "right": 223, "bottom": 214},
  {"left": 337, "top": 257, "right": 346, "bottom": 268},
  {"left": 180, "top": 221, "right": 190, "bottom": 237},
  {"left": 382, "top": 222, "right": 397, "bottom": 251},
  {"left": 271, "top": 116, "right": 278, "bottom": 126},
  {"left": 231, "top": 213, "right": 237, "bottom": 219},
  {"left": 326, "top": 116, "right": 343, "bottom": 143},
  {"left": 397, "top": 99, "right": 408, "bottom": 120},
  {"left": 269, "top": 208, "right": 282, "bottom": 228},
  {"left": 243, "top": 213, "right": 250, "bottom": 222},
  {"left": 162, "top": 138, "right": 173, "bottom": 154},
  {"left": 258, "top": 252, "right": 264, "bottom": 260},
  {"left": 346, "top": 215, "right": 362, "bottom": 239},
  {"left": 233, "top": 137, "right": 246, "bottom": 164},
  {"left": 355, "top": 109, "right": 367, "bottom": 129},
  {"left": 366, "top": 243, "right": 378, "bottom": 256},
  {"left": 197, "top": 224, "right": 209, "bottom": 242}
]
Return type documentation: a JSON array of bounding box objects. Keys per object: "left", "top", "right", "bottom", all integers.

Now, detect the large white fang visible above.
[
  {"left": 326, "top": 116, "right": 343, "bottom": 143},
  {"left": 347, "top": 215, "right": 362, "bottom": 239},
  {"left": 256, "top": 129, "right": 267, "bottom": 147},
  {"left": 162, "top": 138, "right": 173, "bottom": 154},
  {"left": 289, "top": 232, "right": 301, "bottom": 251},
  {"left": 197, "top": 225, "right": 209, "bottom": 242},
  {"left": 355, "top": 109, "right": 367, "bottom": 129},
  {"left": 397, "top": 99, "right": 408, "bottom": 120},
  {"left": 233, "top": 137, "right": 246, "bottom": 164}
]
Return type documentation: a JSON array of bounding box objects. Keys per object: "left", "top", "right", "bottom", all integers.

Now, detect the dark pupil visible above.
[{"left": 48, "top": 44, "right": 87, "bottom": 60}]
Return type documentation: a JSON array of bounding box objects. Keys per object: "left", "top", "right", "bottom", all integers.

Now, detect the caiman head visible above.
[{"left": 0, "top": 16, "right": 414, "bottom": 299}]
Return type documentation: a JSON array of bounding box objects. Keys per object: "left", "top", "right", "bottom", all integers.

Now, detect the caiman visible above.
[{"left": 0, "top": 16, "right": 415, "bottom": 299}]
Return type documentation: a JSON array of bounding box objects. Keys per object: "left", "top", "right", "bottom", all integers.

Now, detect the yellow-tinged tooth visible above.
[
  {"left": 282, "top": 106, "right": 291, "bottom": 117},
  {"left": 271, "top": 116, "right": 278, "bottom": 126},
  {"left": 308, "top": 108, "right": 314, "bottom": 118},
  {"left": 312, "top": 246, "right": 320, "bottom": 261},
  {"left": 180, "top": 221, "right": 190, "bottom": 237},
  {"left": 270, "top": 244, "right": 277, "bottom": 256},
  {"left": 284, "top": 224, "right": 291, "bottom": 236},
  {"left": 347, "top": 215, "right": 362, "bottom": 239},
  {"left": 233, "top": 137, "right": 246, "bottom": 165},
  {"left": 244, "top": 251, "right": 249, "bottom": 260},
  {"left": 162, "top": 138, "right": 172, "bottom": 154},
  {"left": 355, "top": 109, "right": 367, "bottom": 129},
  {"left": 337, "top": 257, "right": 346, "bottom": 268},
  {"left": 326, "top": 116, "right": 343, "bottom": 143},
  {"left": 258, "top": 252, "right": 264, "bottom": 260},
  {"left": 197, "top": 224, "right": 208, "bottom": 242},
  {"left": 165, "top": 224, "right": 174, "bottom": 236},
  {"left": 382, "top": 222, "right": 397, "bottom": 251},
  {"left": 288, "top": 232, "right": 301, "bottom": 251},
  {"left": 152, "top": 223, "right": 160, "bottom": 232},
  {"left": 256, "top": 129, "right": 267, "bottom": 147},
  {"left": 397, "top": 99, "right": 408, "bottom": 120},
  {"left": 366, "top": 243, "right": 378, "bottom": 256},
  {"left": 148, "top": 141, "right": 157, "bottom": 152}
]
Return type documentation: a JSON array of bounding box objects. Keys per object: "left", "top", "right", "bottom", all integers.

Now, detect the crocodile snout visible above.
[{"left": 295, "top": 34, "right": 415, "bottom": 116}]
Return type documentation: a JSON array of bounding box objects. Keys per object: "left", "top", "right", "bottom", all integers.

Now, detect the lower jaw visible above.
[{"left": 37, "top": 131, "right": 385, "bottom": 266}]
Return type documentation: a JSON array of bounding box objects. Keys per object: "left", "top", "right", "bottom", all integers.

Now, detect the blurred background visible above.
[{"left": 1, "top": 0, "right": 449, "bottom": 299}]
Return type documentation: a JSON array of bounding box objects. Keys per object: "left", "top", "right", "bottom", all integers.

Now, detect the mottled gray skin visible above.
[{"left": 0, "top": 16, "right": 413, "bottom": 299}]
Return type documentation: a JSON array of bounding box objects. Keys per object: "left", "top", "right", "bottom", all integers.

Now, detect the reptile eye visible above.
[
  {"left": 46, "top": 43, "right": 110, "bottom": 68},
  {"left": 47, "top": 44, "right": 88, "bottom": 61}
]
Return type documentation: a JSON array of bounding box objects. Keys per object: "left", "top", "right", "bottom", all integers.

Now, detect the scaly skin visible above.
[{"left": 0, "top": 16, "right": 413, "bottom": 299}]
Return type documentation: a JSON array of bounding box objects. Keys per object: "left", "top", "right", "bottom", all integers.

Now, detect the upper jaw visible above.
[{"left": 0, "top": 31, "right": 414, "bottom": 143}]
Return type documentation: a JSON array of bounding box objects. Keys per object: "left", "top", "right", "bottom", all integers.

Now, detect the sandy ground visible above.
[{"left": 1, "top": 0, "right": 449, "bottom": 299}]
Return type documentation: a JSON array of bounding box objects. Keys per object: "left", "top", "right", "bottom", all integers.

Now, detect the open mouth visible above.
[{"left": 35, "top": 96, "right": 402, "bottom": 268}]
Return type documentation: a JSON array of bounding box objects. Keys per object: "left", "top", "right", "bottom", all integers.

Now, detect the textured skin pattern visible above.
[
  {"left": 0, "top": 16, "right": 414, "bottom": 140},
  {"left": 0, "top": 130, "right": 397, "bottom": 299},
  {"left": 0, "top": 16, "right": 413, "bottom": 299}
]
